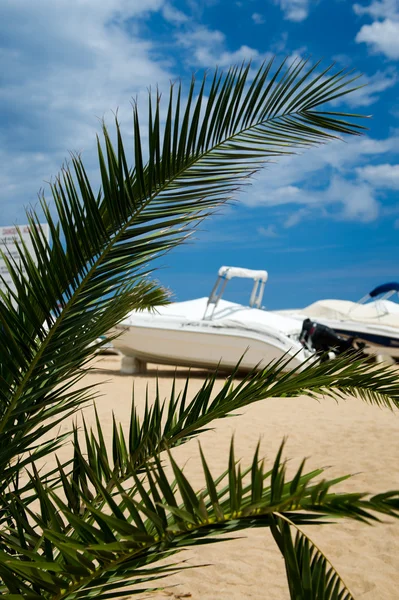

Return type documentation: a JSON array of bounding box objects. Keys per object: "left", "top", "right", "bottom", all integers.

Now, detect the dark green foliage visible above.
[{"left": 0, "top": 59, "right": 396, "bottom": 599}]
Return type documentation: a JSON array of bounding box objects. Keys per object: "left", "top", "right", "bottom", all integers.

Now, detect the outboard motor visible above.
[{"left": 300, "top": 318, "right": 366, "bottom": 361}]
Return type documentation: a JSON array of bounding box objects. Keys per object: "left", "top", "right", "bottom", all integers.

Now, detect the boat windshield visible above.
[{"left": 203, "top": 266, "right": 268, "bottom": 320}]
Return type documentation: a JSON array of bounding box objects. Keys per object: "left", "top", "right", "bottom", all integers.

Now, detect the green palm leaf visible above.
[
  {"left": 13, "top": 351, "right": 395, "bottom": 542},
  {"left": 270, "top": 515, "right": 354, "bottom": 599},
  {"left": 66, "top": 352, "right": 399, "bottom": 496},
  {"left": 0, "top": 440, "right": 397, "bottom": 599},
  {"left": 0, "top": 58, "right": 366, "bottom": 486},
  {"left": 2, "top": 58, "right": 394, "bottom": 600}
]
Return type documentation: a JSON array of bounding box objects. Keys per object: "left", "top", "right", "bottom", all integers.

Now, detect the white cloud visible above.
[
  {"left": 249, "top": 177, "right": 379, "bottom": 222},
  {"left": 342, "top": 68, "right": 397, "bottom": 106},
  {"left": 240, "top": 131, "right": 399, "bottom": 224},
  {"left": 179, "top": 26, "right": 225, "bottom": 47},
  {"left": 257, "top": 224, "right": 279, "bottom": 237},
  {"left": 259, "top": 186, "right": 303, "bottom": 205},
  {"left": 1, "top": 0, "right": 397, "bottom": 236},
  {"left": 0, "top": 0, "right": 176, "bottom": 223},
  {"left": 354, "top": 2, "right": 399, "bottom": 58},
  {"left": 252, "top": 12, "right": 266, "bottom": 24},
  {"left": 247, "top": 133, "right": 399, "bottom": 196},
  {"left": 353, "top": 0, "right": 399, "bottom": 19},
  {"left": 271, "top": 31, "right": 290, "bottom": 53},
  {"left": 326, "top": 176, "right": 379, "bottom": 222},
  {"left": 176, "top": 26, "right": 268, "bottom": 67},
  {"left": 175, "top": 24, "right": 307, "bottom": 70},
  {"left": 162, "top": 3, "right": 189, "bottom": 23},
  {"left": 332, "top": 53, "right": 353, "bottom": 67},
  {"left": 273, "top": 0, "right": 312, "bottom": 22},
  {"left": 357, "top": 163, "right": 399, "bottom": 188},
  {"left": 356, "top": 18, "right": 399, "bottom": 58},
  {"left": 284, "top": 208, "right": 311, "bottom": 227},
  {"left": 217, "top": 46, "right": 264, "bottom": 66}
]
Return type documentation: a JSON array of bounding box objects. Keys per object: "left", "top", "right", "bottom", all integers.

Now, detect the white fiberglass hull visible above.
[
  {"left": 112, "top": 298, "right": 311, "bottom": 372},
  {"left": 314, "top": 319, "right": 399, "bottom": 358},
  {"left": 279, "top": 299, "right": 399, "bottom": 358}
]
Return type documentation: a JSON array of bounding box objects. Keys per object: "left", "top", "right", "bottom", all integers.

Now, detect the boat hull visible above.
[
  {"left": 278, "top": 311, "right": 399, "bottom": 359},
  {"left": 318, "top": 321, "right": 399, "bottom": 358},
  {"left": 112, "top": 320, "right": 310, "bottom": 372},
  {"left": 278, "top": 297, "right": 399, "bottom": 359}
]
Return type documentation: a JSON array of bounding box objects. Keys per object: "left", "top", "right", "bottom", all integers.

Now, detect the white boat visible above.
[
  {"left": 112, "top": 266, "right": 313, "bottom": 374},
  {"left": 278, "top": 282, "right": 399, "bottom": 359}
]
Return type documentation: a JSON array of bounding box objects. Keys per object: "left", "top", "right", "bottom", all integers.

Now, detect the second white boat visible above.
[{"left": 278, "top": 282, "right": 399, "bottom": 359}]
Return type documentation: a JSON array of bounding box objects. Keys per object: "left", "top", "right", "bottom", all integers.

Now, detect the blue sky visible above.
[{"left": 1, "top": 0, "right": 399, "bottom": 308}]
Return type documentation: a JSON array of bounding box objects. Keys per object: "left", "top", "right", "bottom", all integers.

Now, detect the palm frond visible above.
[
  {"left": 0, "top": 440, "right": 397, "bottom": 599},
  {"left": 0, "top": 58, "right": 387, "bottom": 600},
  {"left": 270, "top": 514, "right": 354, "bottom": 599},
  {"left": 0, "top": 59, "right": 366, "bottom": 482},
  {"left": 68, "top": 352, "right": 399, "bottom": 497}
]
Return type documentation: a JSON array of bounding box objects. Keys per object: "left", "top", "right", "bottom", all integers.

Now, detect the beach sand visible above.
[{"left": 53, "top": 355, "right": 399, "bottom": 599}]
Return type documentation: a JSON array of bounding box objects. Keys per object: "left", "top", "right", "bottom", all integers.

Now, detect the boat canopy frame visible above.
[
  {"left": 203, "top": 266, "right": 268, "bottom": 320},
  {"left": 358, "top": 282, "right": 399, "bottom": 305}
]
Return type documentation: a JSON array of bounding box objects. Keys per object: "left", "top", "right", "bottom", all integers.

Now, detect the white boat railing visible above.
[{"left": 203, "top": 266, "right": 268, "bottom": 320}]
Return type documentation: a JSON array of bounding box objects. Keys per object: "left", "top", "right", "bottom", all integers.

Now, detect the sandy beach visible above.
[{"left": 52, "top": 355, "right": 399, "bottom": 599}]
